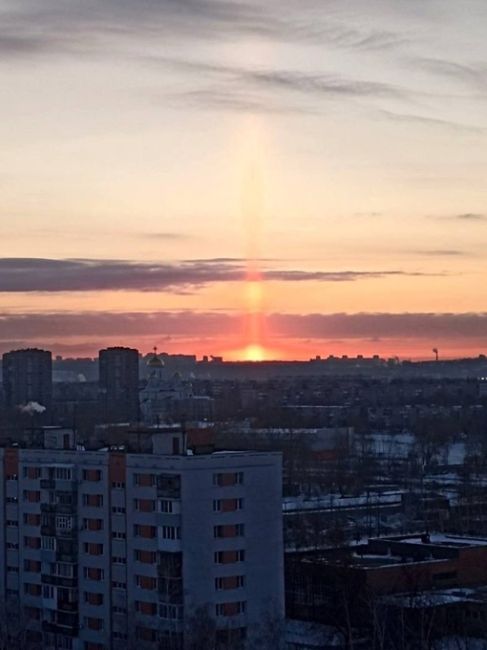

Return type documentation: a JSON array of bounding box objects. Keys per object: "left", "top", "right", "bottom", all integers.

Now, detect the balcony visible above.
[
  {"left": 41, "top": 524, "right": 56, "bottom": 536},
  {"left": 41, "top": 574, "right": 77, "bottom": 589},
  {"left": 56, "top": 549, "right": 78, "bottom": 563},
  {"left": 57, "top": 599, "right": 78, "bottom": 613},
  {"left": 41, "top": 479, "right": 55, "bottom": 490},
  {"left": 40, "top": 502, "right": 76, "bottom": 515},
  {"left": 42, "top": 620, "right": 78, "bottom": 637}
]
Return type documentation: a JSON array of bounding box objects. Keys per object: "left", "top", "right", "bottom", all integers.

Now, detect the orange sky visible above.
[{"left": 1, "top": 1, "right": 487, "bottom": 360}]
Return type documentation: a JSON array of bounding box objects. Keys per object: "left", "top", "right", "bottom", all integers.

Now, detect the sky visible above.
[{"left": 1, "top": 0, "right": 487, "bottom": 360}]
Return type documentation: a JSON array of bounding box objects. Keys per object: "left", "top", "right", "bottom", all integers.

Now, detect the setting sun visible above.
[{"left": 243, "top": 344, "right": 266, "bottom": 362}]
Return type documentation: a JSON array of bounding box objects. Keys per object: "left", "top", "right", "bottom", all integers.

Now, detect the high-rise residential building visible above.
[
  {"left": 98, "top": 347, "right": 140, "bottom": 423},
  {"left": 0, "top": 426, "right": 284, "bottom": 649},
  {"left": 2, "top": 348, "right": 52, "bottom": 410}
]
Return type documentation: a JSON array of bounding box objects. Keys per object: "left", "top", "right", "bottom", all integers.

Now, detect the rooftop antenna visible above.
[{"left": 432, "top": 348, "right": 439, "bottom": 362}]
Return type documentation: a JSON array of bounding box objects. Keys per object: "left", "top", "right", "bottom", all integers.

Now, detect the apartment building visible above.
[
  {"left": 98, "top": 347, "right": 139, "bottom": 423},
  {"left": 0, "top": 426, "right": 284, "bottom": 649},
  {"left": 2, "top": 347, "right": 52, "bottom": 410}
]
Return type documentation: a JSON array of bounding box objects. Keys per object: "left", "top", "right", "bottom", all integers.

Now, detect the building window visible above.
[
  {"left": 213, "top": 472, "right": 244, "bottom": 487},
  {"left": 84, "top": 617, "right": 104, "bottom": 631},
  {"left": 24, "top": 606, "right": 41, "bottom": 620},
  {"left": 113, "top": 606, "right": 127, "bottom": 615},
  {"left": 111, "top": 581, "right": 127, "bottom": 590},
  {"left": 56, "top": 515, "right": 73, "bottom": 530},
  {"left": 7, "top": 542, "right": 19, "bottom": 550},
  {"left": 157, "top": 473, "right": 181, "bottom": 498},
  {"left": 42, "top": 536, "right": 56, "bottom": 550},
  {"left": 24, "top": 559, "right": 42, "bottom": 573},
  {"left": 83, "top": 567, "right": 104, "bottom": 581},
  {"left": 215, "top": 575, "right": 245, "bottom": 590},
  {"left": 213, "top": 498, "right": 244, "bottom": 512},
  {"left": 23, "top": 513, "right": 41, "bottom": 526},
  {"left": 82, "top": 494, "right": 103, "bottom": 507},
  {"left": 136, "top": 627, "right": 157, "bottom": 642},
  {"left": 112, "top": 506, "right": 126, "bottom": 514},
  {"left": 84, "top": 592, "right": 104, "bottom": 606},
  {"left": 23, "top": 490, "right": 40, "bottom": 503},
  {"left": 111, "top": 481, "right": 125, "bottom": 489},
  {"left": 83, "top": 518, "right": 103, "bottom": 531},
  {"left": 160, "top": 526, "right": 181, "bottom": 540},
  {"left": 24, "top": 536, "right": 41, "bottom": 549},
  {"left": 134, "top": 549, "right": 156, "bottom": 564},
  {"left": 51, "top": 563, "right": 74, "bottom": 578},
  {"left": 159, "top": 604, "right": 183, "bottom": 620},
  {"left": 214, "top": 524, "right": 244, "bottom": 538},
  {"left": 82, "top": 469, "right": 102, "bottom": 482},
  {"left": 83, "top": 543, "right": 104, "bottom": 556},
  {"left": 6, "top": 520, "right": 18, "bottom": 527},
  {"left": 214, "top": 550, "right": 245, "bottom": 564},
  {"left": 134, "top": 473, "right": 155, "bottom": 487},
  {"left": 112, "top": 531, "right": 126, "bottom": 540},
  {"left": 6, "top": 496, "right": 18, "bottom": 503},
  {"left": 135, "top": 575, "right": 157, "bottom": 590},
  {"left": 135, "top": 601, "right": 157, "bottom": 615},
  {"left": 54, "top": 467, "right": 72, "bottom": 481},
  {"left": 134, "top": 498, "right": 155, "bottom": 512},
  {"left": 134, "top": 524, "right": 156, "bottom": 539},
  {"left": 216, "top": 601, "right": 246, "bottom": 617},
  {"left": 23, "top": 466, "right": 41, "bottom": 480},
  {"left": 159, "top": 500, "right": 174, "bottom": 513},
  {"left": 24, "top": 583, "right": 42, "bottom": 597}
]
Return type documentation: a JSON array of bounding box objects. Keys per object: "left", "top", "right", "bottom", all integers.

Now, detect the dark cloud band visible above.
[
  {"left": 0, "top": 310, "right": 486, "bottom": 343},
  {"left": 0, "top": 258, "right": 433, "bottom": 293}
]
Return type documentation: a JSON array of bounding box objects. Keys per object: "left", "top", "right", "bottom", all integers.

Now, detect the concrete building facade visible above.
[
  {"left": 2, "top": 348, "right": 52, "bottom": 410},
  {"left": 0, "top": 427, "right": 284, "bottom": 649},
  {"left": 98, "top": 347, "right": 139, "bottom": 423}
]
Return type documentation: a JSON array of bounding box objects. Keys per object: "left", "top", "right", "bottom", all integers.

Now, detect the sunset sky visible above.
[{"left": 1, "top": 0, "right": 487, "bottom": 360}]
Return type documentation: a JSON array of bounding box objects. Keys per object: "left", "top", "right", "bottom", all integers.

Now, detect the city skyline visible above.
[{"left": 2, "top": 0, "right": 487, "bottom": 359}]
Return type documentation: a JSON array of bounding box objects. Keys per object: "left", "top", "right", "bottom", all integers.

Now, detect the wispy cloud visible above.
[
  {"left": 378, "top": 109, "right": 485, "bottom": 134},
  {"left": 0, "top": 0, "right": 406, "bottom": 61},
  {"left": 418, "top": 58, "right": 487, "bottom": 94},
  {"left": 0, "top": 258, "right": 436, "bottom": 293},
  {"left": 411, "top": 249, "right": 467, "bottom": 257},
  {"left": 454, "top": 213, "right": 487, "bottom": 221},
  {"left": 432, "top": 213, "right": 487, "bottom": 223}
]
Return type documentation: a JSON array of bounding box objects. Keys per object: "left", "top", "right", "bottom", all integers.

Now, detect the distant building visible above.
[
  {"left": 2, "top": 347, "right": 52, "bottom": 410},
  {"left": 0, "top": 426, "right": 284, "bottom": 649},
  {"left": 286, "top": 533, "right": 487, "bottom": 646},
  {"left": 98, "top": 347, "right": 139, "bottom": 423},
  {"left": 140, "top": 353, "right": 213, "bottom": 425}
]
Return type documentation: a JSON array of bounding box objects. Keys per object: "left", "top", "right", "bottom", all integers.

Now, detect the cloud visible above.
[
  {"left": 156, "top": 57, "right": 407, "bottom": 113},
  {"left": 418, "top": 58, "right": 487, "bottom": 94},
  {"left": 1, "top": 310, "right": 487, "bottom": 346},
  {"left": 160, "top": 57, "right": 403, "bottom": 99},
  {"left": 378, "top": 109, "right": 485, "bottom": 134},
  {"left": 268, "top": 312, "right": 487, "bottom": 340},
  {"left": 432, "top": 213, "right": 487, "bottom": 223},
  {"left": 0, "top": 258, "right": 435, "bottom": 293},
  {"left": 0, "top": 0, "right": 406, "bottom": 61},
  {"left": 454, "top": 213, "right": 487, "bottom": 221},
  {"left": 412, "top": 249, "right": 467, "bottom": 257}
]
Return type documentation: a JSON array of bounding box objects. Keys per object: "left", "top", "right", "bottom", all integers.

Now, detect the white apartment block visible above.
[{"left": 0, "top": 427, "right": 284, "bottom": 649}]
